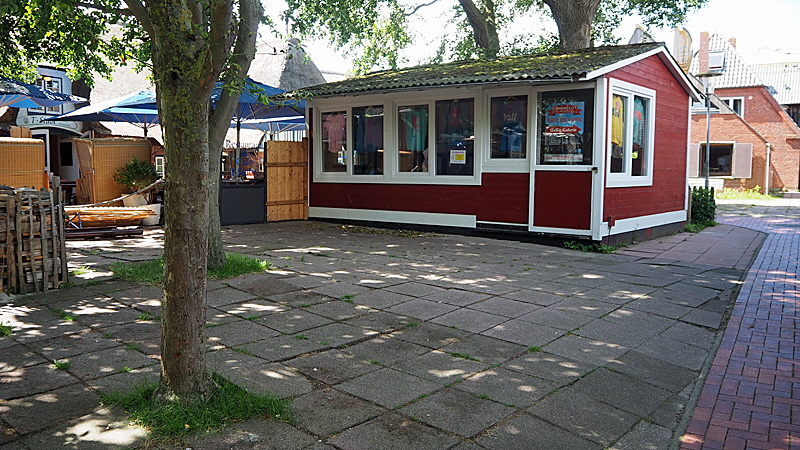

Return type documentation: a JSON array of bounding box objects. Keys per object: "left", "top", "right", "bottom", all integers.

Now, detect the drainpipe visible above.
[{"left": 765, "top": 143, "right": 772, "bottom": 194}]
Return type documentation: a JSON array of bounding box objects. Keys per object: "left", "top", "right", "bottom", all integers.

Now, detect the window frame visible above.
[
  {"left": 605, "top": 78, "right": 656, "bottom": 188},
  {"left": 312, "top": 88, "right": 482, "bottom": 185},
  {"left": 482, "top": 87, "right": 531, "bottom": 172},
  {"left": 719, "top": 96, "right": 744, "bottom": 116}
]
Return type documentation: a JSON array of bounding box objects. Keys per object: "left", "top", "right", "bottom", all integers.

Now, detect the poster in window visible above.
[{"left": 543, "top": 101, "right": 585, "bottom": 163}]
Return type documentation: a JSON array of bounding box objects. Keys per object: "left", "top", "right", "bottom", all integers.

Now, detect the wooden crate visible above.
[
  {"left": 0, "top": 137, "right": 48, "bottom": 190},
  {"left": 74, "top": 138, "right": 152, "bottom": 206},
  {"left": 0, "top": 184, "right": 68, "bottom": 294}
]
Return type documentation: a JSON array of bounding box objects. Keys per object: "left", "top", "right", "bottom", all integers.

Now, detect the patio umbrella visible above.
[
  {"left": 212, "top": 78, "right": 305, "bottom": 179},
  {"left": 0, "top": 76, "right": 87, "bottom": 108},
  {"left": 235, "top": 115, "right": 306, "bottom": 134},
  {"left": 50, "top": 91, "right": 159, "bottom": 136}
]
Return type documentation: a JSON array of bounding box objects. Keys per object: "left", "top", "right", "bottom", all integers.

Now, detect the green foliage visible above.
[
  {"left": 111, "top": 253, "right": 274, "bottom": 285},
  {"left": 716, "top": 186, "right": 778, "bottom": 201},
  {"left": 113, "top": 158, "right": 158, "bottom": 194},
  {"left": 52, "top": 359, "right": 71, "bottom": 370},
  {"left": 99, "top": 375, "right": 291, "bottom": 438},
  {"left": 0, "top": 323, "right": 13, "bottom": 337},
  {"left": 563, "top": 241, "right": 622, "bottom": 254},
  {"left": 690, "top": 186, "right": 716, "bottom": 224},
  {"left": 685, "top": 221, "right": 716, "bottom": 234},
  {"left": 449, "top": 352, "right": 482, "bottom": 362}
]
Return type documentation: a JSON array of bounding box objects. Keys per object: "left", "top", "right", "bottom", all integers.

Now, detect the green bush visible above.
[
  {"left": 691, "top": 186, "right": 716, "bottom": 224},
  {"left": 113, "top": 157, "right": 158, "bottom": 193}
]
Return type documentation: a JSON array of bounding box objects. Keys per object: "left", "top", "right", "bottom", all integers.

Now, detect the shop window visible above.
[
  {"left": 606, "top": 79, "right": 655, "bottom": 187},
  {"left": 538, "top": 89, "right": 594, "bottom": 166},
  {"left": 398, "top": 105, "right": 429, "bottom": 173},
  {"left": 352, "top": 106, "right": 384, "bottom": 175},
  {"left": 435, "top": 98, "right": 474, "bottom": 176},
  {"left": 322, "top": 111, "right": 347, "bottom": 172},
  {"left": 490, "top": 95, "right": 527, "bottom": 159}
]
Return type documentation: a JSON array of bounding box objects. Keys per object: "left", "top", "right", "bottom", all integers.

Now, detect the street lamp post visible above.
[{"left": 696, "top": 71, "right": 723, "bottom": 189}]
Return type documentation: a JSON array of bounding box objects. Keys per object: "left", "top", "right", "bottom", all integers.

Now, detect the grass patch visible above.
[
  {"left": 137, "top": 312, "right": 157, "bottom": 322},
  {"left": 99, "top": 374, "right": 291, "bottom": 438},
  {"left": 120, "top": 366, "right": 133, "bottom": 373},
  {"left": 449, "top": 352, "right": 481, "bottom": 362},
  {"left": 527, "top": 346, "right": 542, "bottom": 353},
  {"left": 54, "top": 309, "right": 76, "bottom": 322},
  {"left": 294, "top": 334, "right": 308, "bottom": 340},
  {"left": 716, "top": 186, "right": 778, "bottom": 201},
  {"left": 70, "top": 266, "right": 92, "bottom": 276},
  {"left": 563, "top": 241, "right": 623, "bottom": 254},
  {"left": 0, "top": 323, "right": 13, "bottom": 337},
  {"left": 232, "top": 347, "right": 256, "bottom": 357},
  {"left": 685, "top": 221, "right": 717, "bottom": 234},
  {"left": 111, "top": 253, "right": 275, "bottom": 285},
  {"left": 52, "top": 359, "right": 71, "bottom": 370}
]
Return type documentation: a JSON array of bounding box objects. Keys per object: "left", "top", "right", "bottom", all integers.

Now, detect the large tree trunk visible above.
[
  {"left": 543, "top": 0, "right": 602, "bottom": 50},
  {"left": 207, "top": 0, "right": 262, "bottom": 270},
  {"left": 458, "top": 0, "right": 500, "bottom": 58},
  {"left": 149, "top": 0, "right": 216, "bottom": 403}
]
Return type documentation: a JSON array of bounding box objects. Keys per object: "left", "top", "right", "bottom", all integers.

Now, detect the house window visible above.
[
  {"left": 154, "top": 156, "right": 165, "bottom": 177},
  {"left": 538, "top": 89, "right": 594, "bottom": 166},
  {"left": 606, "top": 79, "right": 655, "bottom": 187},
  {"left": 435, "top": 98, "right": 474, "bottom": 176},
  {"left": 398, "top": 105, "right": 429, "bottom": 173},
  {"left": 699, "top": 144, "right": 733, "bottom": 176},
  {"left": 352, "top": 106, "right": 384, "bottom": 175},
  {"left": 322, "top": 111, "right": 347, "bottom": 172},
  {"left": 490, "top": 95, "right": 527, "bottom": 159},
  {"left": 29, "top": 77, "right": 63, "bottom": 115},
  {"left": 720, "top": 97, "right": 743, "bottom": 116}
]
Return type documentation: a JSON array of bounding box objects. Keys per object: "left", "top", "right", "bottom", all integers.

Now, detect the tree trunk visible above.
[
  {"left": 149, "top": 1, "right": 216, "bottom": 403},
  {"left": 543, "top": 0, "right": 602, "bottom": 50},
  {"left": 458, "top": 0, "right": 500, "bottom": 58},
  {"left": 207, "top": 0, "right": 262, "bottom": 271}
]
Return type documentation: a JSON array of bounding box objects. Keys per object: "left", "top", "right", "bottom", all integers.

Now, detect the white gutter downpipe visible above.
[{"left": 765, "top": 143, "right": 772, "bottom": 194}]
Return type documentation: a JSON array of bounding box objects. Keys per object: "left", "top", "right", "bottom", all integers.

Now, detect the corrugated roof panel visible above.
[{"left": 751, "top": 62, "right": 800, "bottom": 104}]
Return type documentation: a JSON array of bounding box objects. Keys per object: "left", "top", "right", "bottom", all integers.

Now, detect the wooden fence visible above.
[{"left": 266, "top": 139, "right": 308, "bottom": 221}]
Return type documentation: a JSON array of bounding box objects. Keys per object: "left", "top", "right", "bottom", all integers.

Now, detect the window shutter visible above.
[
  {"left": 688, "top": 143, "right": 700, "bottom": 177},
  {"left": 733, "top": 143, "right": 753, "bottom": 178}
]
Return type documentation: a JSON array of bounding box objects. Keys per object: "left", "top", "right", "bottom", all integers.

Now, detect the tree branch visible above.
[
  {"left": 120, "top": 0, "right": 154, "bottom": 34},
  {"left": 406, "top": 0, "right": 441, "bottom": 16}
]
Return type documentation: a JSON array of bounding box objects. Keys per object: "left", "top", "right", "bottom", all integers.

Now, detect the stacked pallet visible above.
[{"left": 0, "top": 186, "right": 68, "bottom": 294}]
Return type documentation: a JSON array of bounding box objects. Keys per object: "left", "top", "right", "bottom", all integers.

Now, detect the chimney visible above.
[
  {"left": 699, "top": 32, "right": 709, "bottom": 73},
  {"left": 728, "top": 38, "right": 737, "bottom": 48}
]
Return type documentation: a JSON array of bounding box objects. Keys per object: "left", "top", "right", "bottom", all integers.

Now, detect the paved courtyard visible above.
[{"left": 0, "top": 200, "right": 796, "bottom": 449}]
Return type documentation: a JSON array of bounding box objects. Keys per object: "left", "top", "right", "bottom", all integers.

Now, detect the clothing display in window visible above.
[
  {"left": 632, "top": 96, "right": 646, "bottom": 149},
  {"left": 323, "top": 112, "right": 346, "bottom": 152},
  {"left": 491, "top": 96, "right": 527, "bottom": 158},
  {"left": 401, "top": 108, "right": 428, "bottom": 151},
  {"left": 611, "top": 94, "right": 625, "bottom": 147}
]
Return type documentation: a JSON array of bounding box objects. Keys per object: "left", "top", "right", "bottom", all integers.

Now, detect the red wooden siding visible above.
[
  {"left": 533, "top": 171, "right": 592, "bottom": 229},
  {"left": 603, "top": 55, "right": 690, "bottom": 221},
  {"left": 309, "top": 173, "right": 530, "bottom": 224}
]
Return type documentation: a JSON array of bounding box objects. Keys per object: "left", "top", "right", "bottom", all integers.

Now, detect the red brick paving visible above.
[{"left": 680, "top": 202, "right": 800, "bottom": 450}]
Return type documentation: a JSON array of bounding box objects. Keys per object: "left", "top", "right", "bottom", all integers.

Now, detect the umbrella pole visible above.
[{"left": 235, "top": 120, "right": 241, "bottom": 181}]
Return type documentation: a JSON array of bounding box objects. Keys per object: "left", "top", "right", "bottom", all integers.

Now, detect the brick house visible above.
[{"left": 690, "top": 32, "right": 800, "bottom": 193}]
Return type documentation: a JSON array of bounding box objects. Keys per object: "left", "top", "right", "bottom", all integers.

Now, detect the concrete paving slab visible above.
[
  {"left": 481, "top": 318, "right": 564, "bottom": 347},
  {"left": 86, "top": 364, "right": 159, "bottom": 394},
  {"left": 1, "top": 383, "right": 101, "bottom": 436},
  {"left": 424, "top": 288, "right": 492, "bottom": 307},
  {"left": 224, "top": 273, "right": 302, "bottom": 297},
  {"left": 518, "top": 306, "right": 595, "bottom": 331},
  {"left": 205, "top": 319, "right": 281, "bottom": 347},
  {"left": 343, "top": 310, "right": 412, "bottom": 334},
  {"left": 329, "top": 413, "right": 460, "bottom": 450},
  {"left": 266, "top": 289, "right": 333, "bottom": 308},
  {"left": 394, "top": 350, "right": 489, "bottom": 384},
  {"left": 552, "top": 296, "right": 618, "bottom": 317},
  {"left": 0, "top": 343, "right": 50, "bottom": 372},
  {"left": 543, "top": 334, "right": 628, "bottom": 366},
  {"left": 575, "top": 318, "right": 665, "bottom": 348},
  {"left": 0, "top": 362, "right": 80, "bottom": 400},
  {"left": 184, "top": 417, "right": 317, "bottom": 450},
  {"left": 476, "top": 414, "right": 602, "bottom": 450},
  {"left": 221, "top": 298, "right": 288, "bottom": 318},
  {"left": 608, "top": 421, "right": 673, "bottom": 450},
  {"left": 500, "top": 289, "right": 564, "bottom": 306},
  {"left": 467, "top": 297, "right": 540, "bottom": 317},
  {"left": 65, "top": 345, "right": 156, "bottom": 381},
  {"left": 309, "top": 281, "right": 371, "bottom": 299},
  {"left": 625, "top": 296, "right": 692, "bottom": 320},
  {"left": 658, "top": 322, "right": 716, "bottom": 350},
  {"left": 241, "top": 335, "right": 328, "bottom": 362},
  {"left": 504, "top": 351, "right": 593, "bottom": 384},
  {"left": 455, "top": 367, "right": 557, "bottom": 407},
  {"left": 303, "top": 300, "right": 375, "bottom": 321},
  {"left": 301, "top": 322, "right": 378, "bottom": 347},
  {"left": 14, "top": 406, "right": 147, "bottom": 450},
  {"left": 385, "top": 298, "right": 459, "bottom": 321},
  {"left": 399, "top": 388, "right": 515, "bottom": 437},
  {"left": 439, "top": 334, "right": 526, "bottom": 365},
  {"left": 344, "top": 335, "right": 429, "bottom": 366},
  {"left": 609, "top": 350, "right": 698, "bottom": 393},
  {"left": 386, "top": 282, "right": 449, "bottom": 298},
  {"left": 679, "top": 308, "right": 724, "bottom": 329},
  {"left": 349, "top": 290, "right": 414, "bottom": 309},
  {"left": 528, "top": 389, "right": 638, "bottom": 446},
  {"left": 431, "top": 308, "right": 508, "bottom": 333},
  {"left": 288, "top": 349, "right": 379, "bottom": 385},
  {"left": 291, "top": 389, "right": 383, "bottom": 436},
  {"left": 635, "top": 335, "right": 709, "bottom": 371},
  {"left": 255, "top": 309, "right": 333, "bottom": 334},
  {"left": 206, "top": 286, "right": 258, "bottom": 308},
  {"left": 388, "top": 322, "right": 471, "bottom": 349},
  {"left": 336, "top": 368, "right": 441, "bottom": 408},
  {"left": 568, "top": 368, "right": 672, "bottom": 417}
]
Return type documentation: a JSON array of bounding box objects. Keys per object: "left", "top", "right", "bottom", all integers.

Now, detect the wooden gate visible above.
[{"left": 266, "top": 139, "right": 308, "bottom": 221}]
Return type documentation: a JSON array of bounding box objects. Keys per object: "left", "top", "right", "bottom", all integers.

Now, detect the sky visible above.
[{"left": 295, "top": 0, "right": 800, "bottom": 78}]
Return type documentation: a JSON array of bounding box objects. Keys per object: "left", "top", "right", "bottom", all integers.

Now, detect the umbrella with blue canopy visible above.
[
  {"left": 50, "top": 91, "right": 159, "bottom": 136},
  {"left": 235, "top": 115, "right": 306, "bottom": 134},
  {"left": 0, "top": 76, "right": 87, "bottom": 108}
]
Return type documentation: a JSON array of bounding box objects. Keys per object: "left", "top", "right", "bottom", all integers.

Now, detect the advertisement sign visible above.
[
  {"left": 450, "top": 149, "right": 466, "bottom": 164},
  {"left": 544, "top": 101, "right": 584, "bottom": 135}
]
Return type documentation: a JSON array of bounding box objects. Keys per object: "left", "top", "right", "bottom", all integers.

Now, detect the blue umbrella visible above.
[
  {"left": 236, "top": 115, "right": 306, "bottom": 134},
  {"left": 50, "top": 91, "right": 159, "bottom": 136},
  {"left": 211, "top": 78, "right": 305, "bottom": 179},
  {"left": 0, "top": 76, "right": 87, "bottom": 108}
]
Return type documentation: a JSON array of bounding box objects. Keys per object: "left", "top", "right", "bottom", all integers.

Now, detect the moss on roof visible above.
[{"left": 300, "top": 42, "right": 664, "bottom": 97}]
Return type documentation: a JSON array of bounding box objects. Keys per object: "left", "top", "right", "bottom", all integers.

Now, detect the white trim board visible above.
[
  {"left": 309, "top": 207, "right": 477, "bottom": 228},
  {"left": 601, "top": 210, "right": 687, "bottom": 237}
]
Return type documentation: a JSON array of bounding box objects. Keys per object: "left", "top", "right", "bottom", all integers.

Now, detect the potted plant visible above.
[{"left": 113, "top": 158, "right": 161, "bottom": 224}]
